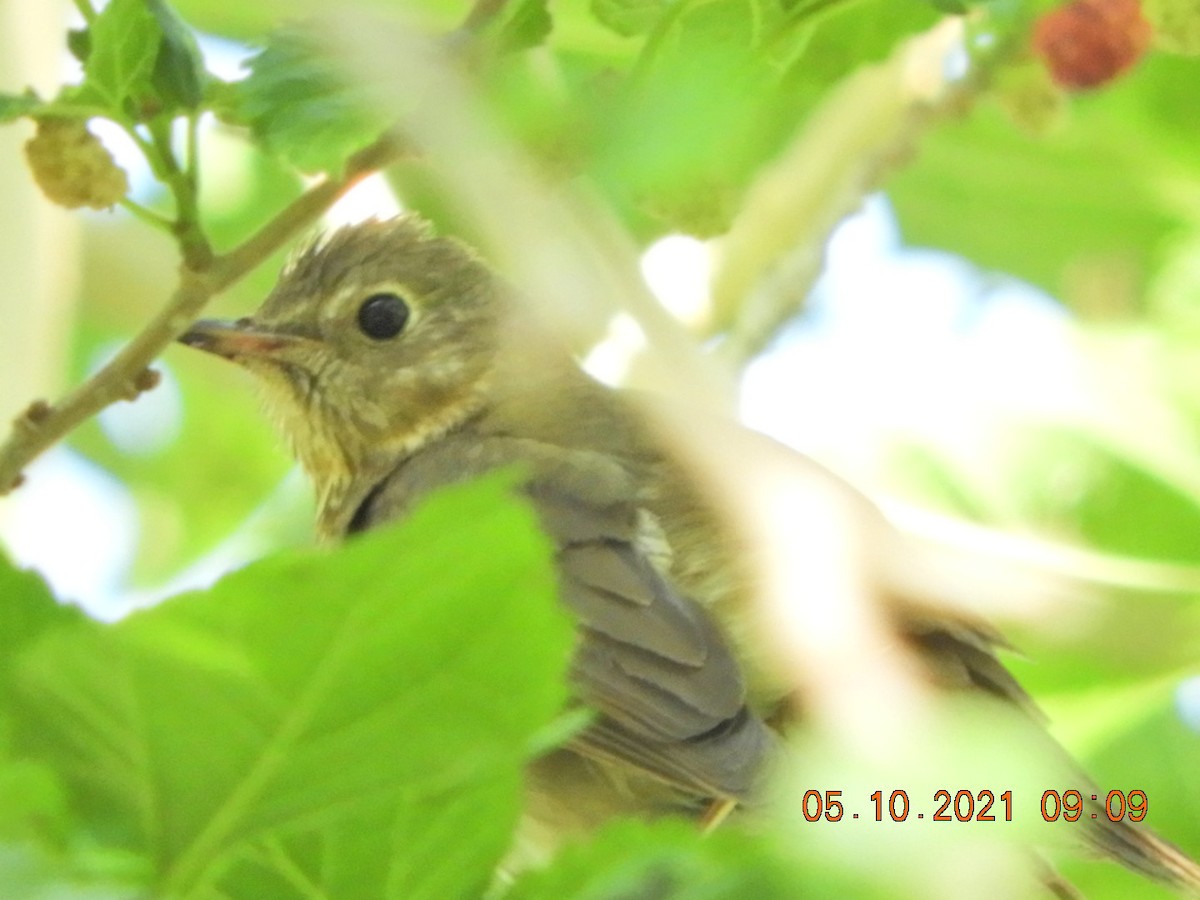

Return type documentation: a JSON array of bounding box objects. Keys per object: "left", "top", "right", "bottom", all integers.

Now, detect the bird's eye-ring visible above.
[{"left": 357, "top": 292, "right": 410, "bottom": 340}]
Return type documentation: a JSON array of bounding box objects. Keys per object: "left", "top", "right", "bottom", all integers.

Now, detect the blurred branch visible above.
[
  {"left": 708, "top": 19, "right": 976, "bottom": 367},
  {"left": 0, "top": 133, "right": 406, "bottom": 495}
]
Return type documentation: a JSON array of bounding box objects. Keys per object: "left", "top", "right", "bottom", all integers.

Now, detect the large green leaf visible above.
[
  {"left": 8, "top": 476, "right": 572, "bottom": 897},
  {"left": 0, "top": 560, "right": 85, "bottom": 695}
]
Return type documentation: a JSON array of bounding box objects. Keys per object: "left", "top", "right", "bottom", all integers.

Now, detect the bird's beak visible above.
[{"left": 178, "top": 318, "right": 302, "bottom": 361}]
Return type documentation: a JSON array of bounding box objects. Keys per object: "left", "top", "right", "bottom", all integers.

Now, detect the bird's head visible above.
[{"left": 179, "top": 217, "right": 505, "bottom": 501}]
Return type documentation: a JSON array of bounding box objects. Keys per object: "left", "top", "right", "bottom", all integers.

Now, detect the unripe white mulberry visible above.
[{"left": 24, "top": 118, "right": 129, "bottom": 210}]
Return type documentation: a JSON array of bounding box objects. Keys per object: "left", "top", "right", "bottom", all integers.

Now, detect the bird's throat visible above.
[{"left": 307, "top": 387, "right": 489, "bottom": 541}]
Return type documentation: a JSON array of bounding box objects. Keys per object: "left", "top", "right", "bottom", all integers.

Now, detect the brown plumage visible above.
[{"left": 180, "top": 216, "right": 1200, "bottom": 893}]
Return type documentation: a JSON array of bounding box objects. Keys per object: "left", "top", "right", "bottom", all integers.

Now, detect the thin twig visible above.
[
  {"left": 215, "top": 133, "right": 406, "bottom": 288},
  {"left": 709, "top": 20, "right": 976, "bottom": 366},
  {"left": 0, "top": 132, "right": 407, "bottom": 495}
]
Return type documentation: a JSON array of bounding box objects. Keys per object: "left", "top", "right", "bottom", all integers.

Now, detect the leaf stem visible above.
[
  {"left": 118, "top": 197, "right": 175, "bottom": 231},
  {"left": 0, "top": 133, "right": 408, "bottom": 495},
  {"left": 185, "top": 113, "right": 201, "bottom": 192}
]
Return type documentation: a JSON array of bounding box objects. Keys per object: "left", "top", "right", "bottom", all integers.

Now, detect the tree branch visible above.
[
  {"left": 708, "top": 20, "right": 978, "bottom": 367},
  {"left": 0, "top": 132, "right": 408, "bottom": 495}
]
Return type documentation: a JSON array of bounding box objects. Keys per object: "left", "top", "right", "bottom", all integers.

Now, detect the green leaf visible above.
[
  {"left": 226, "top": 27, "right": 393, "bottom": 174},
  {"left": 0, "top": 842, "right": 145, "bottom": 900},
  {"left": 886, "top": 90, "right": 1189, "bottom": 303},
  {"left": 0, "top": 90, "right": 41, "bottom": 124},
  {"left": 505, "top": 819, "right": 741, "bottom": 900},
  {"left": 506, "top": 818, "right": 887, "bottom": 900},
  {"left": 0, "top": 559, "right": 84, "bottom": 696},
  {"left": 1007, "top": 427, "right": 1200, "bottom": 565},
  {"left": 583, "top": 0, "right": 940, "bottom": 237},
  {"left": 67, "top": 28, "right": 91, "bottom": 63},
  {"left": 927, "top": 0, "right": 969, "bottom": 12},
  {"left": 498, "top": 0, "right": 554, "bottom": 52},
  {"left": 590, "top": 0, "right": 668, "bottom": 37},
  {"left": 215, "top": 774, "right": 519, "bottom": 899},
  {"left": 148, "top": 0, "right": 207, "bottom": 110},
  {"left": 82, "top": 0, "right": 163, "bottom": 113},
  {"left": 10, "top": 476, "right": 571, "bottom": 896}
]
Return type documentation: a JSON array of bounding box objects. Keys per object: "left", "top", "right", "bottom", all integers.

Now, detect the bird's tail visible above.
[{"left": 1088, "top": 814, "right": 1200, "bottom": 898}]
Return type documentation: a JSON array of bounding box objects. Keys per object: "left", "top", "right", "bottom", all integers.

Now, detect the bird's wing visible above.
[
  {"left": 353, "top": 433, "right": 774, "bottom": 802},
  {"left": 526, "top": 480, "right": 774, "bottom": 801},
  {"left": 900, "top": 614, "right": 1040, "bottom": 717}
]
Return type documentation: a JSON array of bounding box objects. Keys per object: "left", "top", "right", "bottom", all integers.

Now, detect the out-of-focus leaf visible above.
[
  {"left": 215, "top": 773, "right": 519, "bottom": 900},
  {"left": 0, "top": 90, "right": 40, "bottom": 123},
  {"left": 9, "top": 476, "right": 570, "bottom": 897},
  {"left": 585, "top": 0, "right": 939, "bottom": 238},
  {"left": 508, "top": 819, "right": 782, "bottom": 900},
  {"left": 508, "top": 816, "right": 903, "bottom": 900},
  {"left": 591, "top": 0, "right": 771, "bottom": 235},
  {"left": 148, "top": 0, "right": 207, "bottom": 111},
  {"left": 224, "top": 27, "right": 393, "bottom": 174},
  {"left": 66, "top": 28, "right": 90, "bottom": 64},
  {"left": 887, "top": 86, "right": 1192, "bottom": 304},
  {"left": 0, "top": 560, "right": 84, "bottom": 689},
  {"left": 497, "top": 0, "right": 554, "bottom": 52},
  {"left": 1003, "top": 426, "right": 1200, "bottom": 565},
  {"left": 590, "top": 0, "right": 668, "bottom": 37},
  {"left": 0, "top": 562, "right": 117, "bottom": 879},
  {"left": 79, "top": 0, "right": 163, "bottom": 113},
  {"left": 0, "top": 842, "right": 145, "bottom": 900}
]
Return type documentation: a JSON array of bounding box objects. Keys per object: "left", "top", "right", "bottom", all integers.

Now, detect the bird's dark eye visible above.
[{"left": 357, "top": 292, "right": 410, "bottom": 340}]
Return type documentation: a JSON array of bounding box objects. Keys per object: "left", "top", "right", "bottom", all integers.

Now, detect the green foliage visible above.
[
  {"left": 507, "top": 819, "right": 797, "bottom": 900},
  {"left": 590, "top": 0, "right": 666, "bottom": 37},
  {"left": 148, "top": 0, "right": 207, "bottom": 110},
  {"left": 495, "top": 0, "right": 554, "bottom": 52},
  {"left": 223, "top": 27, "right": 394, "bottom": 174},
  {"left": 77, "top": 0, "right": 162, "bottom": 113},
  {"left": 0, "top": 90, "right": 40, "bottom": 124},
  {"left": 2, "top": 0, "right": 1200, "bottom": 898},
  {"left": 0, "top": 477, "right": 572, "bottom": 898},
  {"left": 59, "top": 0, "right": 204, "bottom": 122}
]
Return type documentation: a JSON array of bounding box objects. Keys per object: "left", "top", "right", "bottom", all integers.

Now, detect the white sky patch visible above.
[
  {"left": 582, "top": 312, "right": 647, "bottom": 386},
  {"left": 640, "top": 233, "right": 712, "bottom": 326},
  {"left": 197, "top": 32, "right": 256, "bottom": 82},
  {"left": 0, "top": 448, "right": 137, "bottom": 619},
  {"left": 1177, "top": 676, "right": 1200, "bottom": 734},
  {"left": 86, "top": 117, "right": 158, "bottom": 201},
  {"left": 643, "top": 232, "right": 705, "bottom": 328},
  {"left": 740, "top": 195, "right": 1070, "bottom": 478},
  {"left": 322, "top": 172, "right": 404, "bottom": 228},
  {"left": 95, "top": 351, "right": 184, "bottom": 456}
]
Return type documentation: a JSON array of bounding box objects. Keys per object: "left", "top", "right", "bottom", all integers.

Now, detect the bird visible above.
[{"left": 179, "top": 215, "right": 1200, "bottom": 894}]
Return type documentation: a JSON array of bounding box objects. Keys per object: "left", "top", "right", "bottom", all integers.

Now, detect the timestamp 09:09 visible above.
[{"left": 801, "top": 789, "right": 1149, "bottom": 823}]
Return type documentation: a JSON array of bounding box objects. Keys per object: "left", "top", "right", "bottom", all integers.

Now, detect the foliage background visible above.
[{"left": 0, "top": 0, "right": 1198, "bottom": 897}]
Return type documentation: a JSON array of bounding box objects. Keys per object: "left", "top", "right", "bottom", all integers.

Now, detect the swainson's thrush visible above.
[{"left": 180, "top": 216, "right": 1200, "bottom": 893}]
